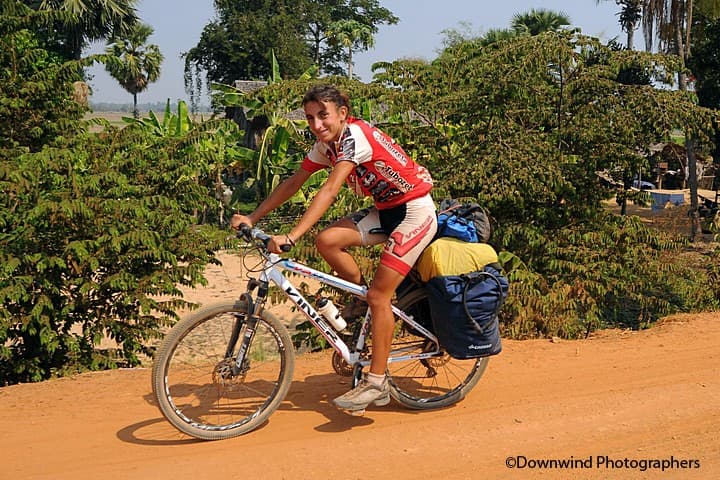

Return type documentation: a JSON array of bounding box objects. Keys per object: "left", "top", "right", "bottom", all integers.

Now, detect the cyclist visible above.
[{"left": 231, "top": 84, "right": 437, "bottom": 413}]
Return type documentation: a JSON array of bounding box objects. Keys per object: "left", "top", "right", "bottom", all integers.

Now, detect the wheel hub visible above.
[{"left": 212, "top": 358, "right": 244, "bottom": 386}]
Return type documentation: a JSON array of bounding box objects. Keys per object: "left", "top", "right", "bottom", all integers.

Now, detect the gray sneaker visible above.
[{"left": 333, "top": 376, "right": 390, "bottom": 412}]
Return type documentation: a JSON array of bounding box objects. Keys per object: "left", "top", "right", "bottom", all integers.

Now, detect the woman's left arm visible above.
[{"left": 288, "top": 161, "right": 355, "bottom": 241}]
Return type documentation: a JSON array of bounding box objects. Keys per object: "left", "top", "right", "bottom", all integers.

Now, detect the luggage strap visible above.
[{"left": 460, "top": 266, "right": 505, "bottom": 332}]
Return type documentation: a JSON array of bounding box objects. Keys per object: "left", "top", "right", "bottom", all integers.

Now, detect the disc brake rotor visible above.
[{"left": 212, "top": 358, "right": 245, "bottom": 386}]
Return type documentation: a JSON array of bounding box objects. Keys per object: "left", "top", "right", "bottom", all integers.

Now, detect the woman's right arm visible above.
[{"left": 230, "top": 168, "right": 312, "bottom": 229}]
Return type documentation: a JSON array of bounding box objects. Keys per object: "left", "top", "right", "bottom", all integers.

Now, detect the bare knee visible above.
[
  {"left": 315, "top": 228, "right": 334, "bottom": 255},
  {"left": 316, "top": 222, "right": 360, "bottom": 256},
  {"left": 366, "top": 286, "right": 392, "bottom": 312}
]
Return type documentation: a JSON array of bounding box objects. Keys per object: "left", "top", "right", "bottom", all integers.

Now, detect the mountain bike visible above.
[{"left": 151, "top": 226, "right": 490, "bottom": 440}]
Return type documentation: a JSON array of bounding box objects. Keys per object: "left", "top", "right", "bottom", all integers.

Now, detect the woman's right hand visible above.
[{"left": 230, "top": 214, "right": 253, "bottom": 231}]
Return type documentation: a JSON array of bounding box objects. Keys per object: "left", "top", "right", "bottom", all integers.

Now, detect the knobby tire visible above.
[{"left": 151, "top": 301, "right": 294, "bottom": 440}]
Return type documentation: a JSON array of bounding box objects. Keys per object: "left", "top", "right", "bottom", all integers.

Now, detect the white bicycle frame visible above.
[{"left": 256, "top": 251, "right": 442, "bottom": 368}]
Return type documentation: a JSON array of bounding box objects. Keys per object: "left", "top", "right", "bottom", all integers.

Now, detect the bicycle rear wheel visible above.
[
  {"left": 152, "top": 300, "right": 294, "bottom": 440},
  {"left": 387, "top": 289, "right": 489, "bottom": 410}
]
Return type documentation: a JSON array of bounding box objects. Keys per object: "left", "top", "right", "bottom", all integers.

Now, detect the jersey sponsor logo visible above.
[
  {"left": 372, "top": 131, "right": 408, "bottom": 166},
  {"left": 338, "top": 135, "right": 356, "bottom": 162},
  {"left": 377, "top": 188, "right": 402, "bottom": 202},
  {"left": 362, "top": 171, "right": 377, "bottom": 188},
  {"left": 374, "top": 161, "right": 414, "bottom": 192},
  {"left": 370, "top": 180, "right": 390, "bottom": 197}
]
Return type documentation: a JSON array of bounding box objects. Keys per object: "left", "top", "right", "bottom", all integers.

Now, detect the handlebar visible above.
[{"left": 237, "top": 224, "right": 292, "bottom": 252}]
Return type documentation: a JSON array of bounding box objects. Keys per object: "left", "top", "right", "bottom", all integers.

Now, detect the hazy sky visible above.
[{"left": 86, "top": 0, "right": 625, "bottom": 105}]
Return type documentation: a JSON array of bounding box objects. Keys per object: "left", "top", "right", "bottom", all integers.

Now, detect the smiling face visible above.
[{"left": 304, "top": 99, "right": 348, "bottom": 143}]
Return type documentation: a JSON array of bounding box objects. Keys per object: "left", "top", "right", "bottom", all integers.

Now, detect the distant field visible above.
[
  {"left": 84, "top": 111, "right": 214, "bottom": 131},
  {"left": 84, "top": 111, "right": 133, "bottom": 129}
]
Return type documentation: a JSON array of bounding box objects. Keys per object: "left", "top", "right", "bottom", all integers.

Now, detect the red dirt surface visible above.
[{"left": 1, "top": 253, "right": 718, "bottom": 480}]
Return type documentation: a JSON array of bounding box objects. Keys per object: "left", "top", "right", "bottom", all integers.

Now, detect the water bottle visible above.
[{"left": 316, "top": 297, "right": 347, "bottom": 331}]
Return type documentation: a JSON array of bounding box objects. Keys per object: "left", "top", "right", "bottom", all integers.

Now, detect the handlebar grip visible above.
[
  {"left": 237, "top": 224, "right": 292, "bottom": 252},
  {"left": 238, "top": 223, "right": 253, "bottom": 240}
]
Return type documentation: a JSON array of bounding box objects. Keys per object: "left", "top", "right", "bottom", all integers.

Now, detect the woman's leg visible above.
[
  {"left": 365, "top": 264, "right": 406, "bottom": 375},
  {"left": 315, "top": 209, "right": 386, "bottom": 284},
  {"left": 333, "top": 195, "right": 438, "bottom": 412},
  {"left": 315, "top": 218, "right": 364, "bottom": 284}
]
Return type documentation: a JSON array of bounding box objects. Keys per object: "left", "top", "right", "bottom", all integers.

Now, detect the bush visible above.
[
  {"left": 498, "top": 214, "right": 720, "bottom": 339},
  {"left": 0, "top": 127, "right": 235, "bottom": 385}
]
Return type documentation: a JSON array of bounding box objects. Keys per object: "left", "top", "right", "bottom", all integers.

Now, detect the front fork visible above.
[{"left": 230, "top": 277, "right": 269, "bottom": 375}]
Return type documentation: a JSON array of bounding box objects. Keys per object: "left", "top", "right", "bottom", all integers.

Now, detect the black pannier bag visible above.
[{"left": 425, "top": 264, "right": 508, "bottom": 359}]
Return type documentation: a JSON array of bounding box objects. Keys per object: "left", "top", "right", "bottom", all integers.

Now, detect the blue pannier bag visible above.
[
  {"left": 437, "top": 211, "right": 478, "bottom": 243},
  {"left": 425, "top": 264, "right": 508, "bottom": 359},
  {"left": 436, "top": 199, "right": 492, "bottom": 243}
]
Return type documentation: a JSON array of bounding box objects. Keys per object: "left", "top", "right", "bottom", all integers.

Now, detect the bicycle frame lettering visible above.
[{"left": 259, "top": 254, "right": 440, "bottom": 366}]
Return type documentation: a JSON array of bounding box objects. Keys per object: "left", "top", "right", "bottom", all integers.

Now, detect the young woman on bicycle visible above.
[{"left": 231, "top": 84, "right": 437, "bottom": 413}]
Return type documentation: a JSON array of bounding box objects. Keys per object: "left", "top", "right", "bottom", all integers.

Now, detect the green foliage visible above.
[
  {"left": 6, "top": 4, "right": 720, "bottom": 385},
  {"left": 689, "top": 14, "right": 720, "bottom": 109},
  {"left": 183, "top": 0, "right": 313, "bottom": 107},
  {"left": 373, "top": 32, "right": 717, "bottom": 217},
  {"left": 499, "top": 214, "right": 719, "bottom": 338},
  {"left": 24, "top": 0, "right": 139, "bottom": 61},
  {"left": 372, "top": 31, "right": 720, "bottom": 337},
  {"left": 121, "top": 100, "right": 246, "bottom": 225},
  {"left": 0, "top": 6, "right": 86, "bottom": 151},
  {"left": 326, "top": 19, "right": 375, "bottom": 78},
  {"left": 511, "top": 8, "right": 571, "bottom": 35},
  {"left": 214, "top": 69, "right": 314, "bottom": 204},
  {"left": 0, "top": 111, "right": 242, "bottom": 385}
]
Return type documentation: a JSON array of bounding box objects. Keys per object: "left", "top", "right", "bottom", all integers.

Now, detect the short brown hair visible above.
[{"left": 302, "top": 85, "right": 351, "bottom": 112}]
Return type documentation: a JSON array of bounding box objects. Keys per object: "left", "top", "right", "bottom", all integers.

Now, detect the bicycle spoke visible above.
[{"left": 153, "top": 303, "right": 294, "bottom": 440}]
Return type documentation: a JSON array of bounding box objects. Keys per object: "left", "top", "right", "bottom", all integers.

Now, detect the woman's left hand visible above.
[{"left": 268, "top": 235, "right": 294, "bottom": 253}]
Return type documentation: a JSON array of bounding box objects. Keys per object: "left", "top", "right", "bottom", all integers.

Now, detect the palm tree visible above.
[
  {"left": 511, "top": 8, "right": 571, "bottom": 35},
  {"left": 34, "top": 0, "right": 139, "bottom": 60},
  {"left": 595, "top": 0, "right": 643, "bottom": 49},
  {"left": 105, "top": 23, "right": 163, "bottom": 118},
  {"left": 478, "top": 28, "right": 518, "bottom": 46},
  {"left": 326, "top": 20, "right": 375, "bottom": 78}
]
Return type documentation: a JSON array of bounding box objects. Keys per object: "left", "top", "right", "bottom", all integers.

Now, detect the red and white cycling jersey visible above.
[{"left": 300, "top": 117, "right": 433, "bottom": 209}]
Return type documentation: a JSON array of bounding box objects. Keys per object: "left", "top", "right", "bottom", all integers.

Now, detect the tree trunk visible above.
[
  {"left": 133, "top": 93, "right": 139, "bottom": 119},
  {"left": 685, "top": 0, "right": 694, "bottom": 57},
  {"left": 347, "top": 47, "right": 353, "bottom": 78},
  {"left": 678, "top": 1, "right": 699, "bottom": 240},
  {"left": 686, "top": 137, "right": 701, "bottom": 239}
]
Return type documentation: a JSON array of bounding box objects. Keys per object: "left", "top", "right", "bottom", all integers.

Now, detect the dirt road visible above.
[
  {"left": 1, "top": 312, "right": 717, "bottom": 480},
  {"left": 1, "top": 254, "right": 718, "bottom": 480}
]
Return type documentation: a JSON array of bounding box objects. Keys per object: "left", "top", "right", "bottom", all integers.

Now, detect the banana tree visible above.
[
  {"left": 212, "top": 50, "right": 318, "bottom": 204},
  {"left": 121, "top": 99, "right": 192, "bottom": 136}
]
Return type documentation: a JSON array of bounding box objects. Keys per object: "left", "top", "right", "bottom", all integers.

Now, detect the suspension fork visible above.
[{"left": 230, "top": 278, "right": 269, "bottom": 375}]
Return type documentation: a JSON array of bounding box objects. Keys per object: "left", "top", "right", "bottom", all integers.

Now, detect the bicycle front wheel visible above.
[
  {"left": 387, "top": 288, "right": 489, "bottom": 410},
  {"left": 151, "top": 301, "right": 294, "bottom": 440}
]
